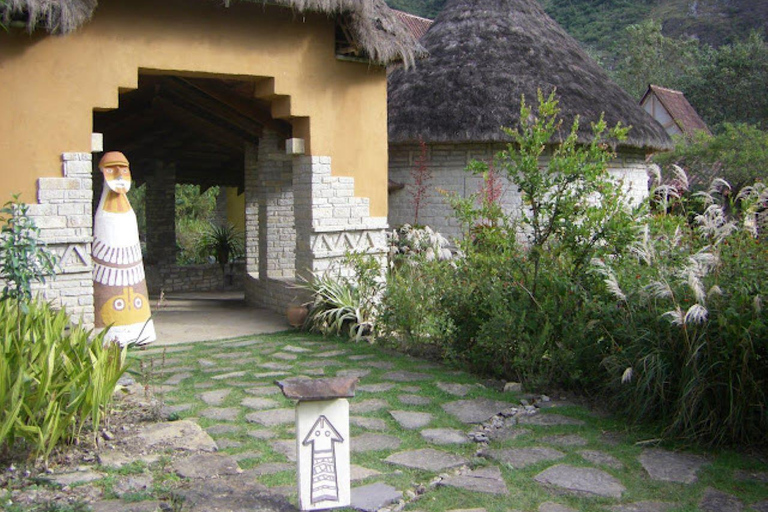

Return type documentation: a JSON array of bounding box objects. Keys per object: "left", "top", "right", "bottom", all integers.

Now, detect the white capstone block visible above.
[{"left": 91, "top": 133, "right": 104, "bottom": 153}]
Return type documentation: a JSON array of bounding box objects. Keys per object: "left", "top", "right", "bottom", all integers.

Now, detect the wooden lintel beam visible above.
[
  {"left": 178, "top": 77, "right": 292, "bottom": 139},
  {"left": 152, "top": 97, "right": 246, "bottom": 153}
]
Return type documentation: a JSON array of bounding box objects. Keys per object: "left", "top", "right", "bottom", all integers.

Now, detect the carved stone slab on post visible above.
[{"left": 276, "top": 377, "right": 358, "bottom": 511}]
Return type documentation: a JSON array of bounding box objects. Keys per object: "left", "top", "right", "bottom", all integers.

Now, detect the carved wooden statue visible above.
[{"left": 93, "top": 151, "right": 156, "bottom": 346}]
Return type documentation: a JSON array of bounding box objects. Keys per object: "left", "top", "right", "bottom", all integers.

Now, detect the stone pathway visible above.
[{"left": 32, "top": 332, "right": 766, "bottom": 512}]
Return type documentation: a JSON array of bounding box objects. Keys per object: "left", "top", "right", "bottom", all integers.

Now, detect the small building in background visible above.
[{"left": 640, "top": 85, "right": 712, "bottom": 138}]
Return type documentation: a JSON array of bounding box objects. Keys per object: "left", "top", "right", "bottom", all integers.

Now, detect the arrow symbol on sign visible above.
[{"left": 302, "top": 415, "right": 344, "bottom": 504}]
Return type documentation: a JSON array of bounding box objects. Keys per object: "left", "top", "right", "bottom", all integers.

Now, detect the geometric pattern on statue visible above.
[{"left": 92, "top": 151, "right": 156, "bottom": 346}]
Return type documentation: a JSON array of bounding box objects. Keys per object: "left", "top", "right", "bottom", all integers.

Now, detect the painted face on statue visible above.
[
  {"left": 100, "top": 286, "right": 150, "bottom": 327},
  {"left": 102, "top": 164, "right": 132, "bottom": 194}
]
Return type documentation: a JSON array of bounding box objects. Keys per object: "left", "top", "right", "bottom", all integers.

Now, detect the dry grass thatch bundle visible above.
[
  {"left": 388, "top": 0, "right": 673, "bottom": 151},
  {"left": 0, "top": 0, "right": 424, "bottom": 67}
]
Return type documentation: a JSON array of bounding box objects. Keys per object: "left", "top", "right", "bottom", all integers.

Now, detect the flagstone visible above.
[
  {"left": 540, "top": 434, "right": 588, "bottom": 446},
  {"left": 135, "top": 420, "right": 218, "bottom": 452},
  {"left": 534, "top": 464, "right": 625, "bottom": 498},
  {"left": 215, "top": 439, "right": 243, "bottom": 450},
  {"left": 351, "top": 399, "right": 389, "bottom": 414},
  {"left": 200, "top": 407, "right": 240, "bottom": 422},
  {"left": 282, "top": 344, "right": 312, "bottom": 353},
  {"left": 400, "top": 385, "right": 421, "bottom": 393},
  {"left": 420, "top": 428, "right": 469, "bottom": 445},
  {"left": 539, "top": 503, "right": 577, "bottom": 512},
  {"left": 579, "top": 450, "right": 624, "bottom": 470},
  {"left": 303, "top": 359, "right": 343, "bottom": 368},
  {"left": 351, "top": 433, "right": 402, "bottom": 452},
  {"left": 358, "top": 383, "right": 396, "bottom": 393},
  {"left": 194, "top": 382, "right": 215, "bottom": 389},
  {"left": 385, "top": 448, "right": 468, "bottom": 471},
  {"left": 607, "top": 502, "right": 675, "bottom": 512},
  {"left": 734, "top": 470, "right": 768, "bottom": 483},
  {"left": 211, "top": 371, "right": 247, "bottom": 380},
  {"left": 244, "top": 386, "right": 281, "bottom": 396},
  {"left": 304, "top": 368, "right": 325, "bottom": 376},
  {"left": 638, "top": 449, "right": 708, "bottom": 484},
  {"left": 174, "top": 453, "right": 241, "bottom": 479},
  {"left": 351, "top": 465, "right": 382, "bottom": 482},
  {"left": 155, "top": 365, "right": 196, "bottom": 375},
  {"left": 315, "top": 350, "right": 348, "bottom": 357},
  {"left": 750, "top": 500, "right": 768, "bottom": 512},
  {"left": 47, "top": 470, "right": 104, "bottom": 487},
  {"left": 199, "top": 389, "right": 232, "bottom": 406},
  {"left": 202, "top": 366, "right": 234, "bottom": 374},
  {"left": 399, "top": 394, "right": 432, "bottom": 406},
  {"left": 198, "top": 359, "right": 216, "bottom": 368},
  {"left": 245, "top": 408, "right": 295, "bottom": 427},
  {"left": 252, "top": 371, "right": 289, "bottom": 379},
  {"left": 245, "top": 462, "right": 294, "bottom": 476},
  {"left": 382, "top": 370, "right": 431, "bottom": 382},
  {"left": 271, "top": 439, "right": 297, "bottom": 462},
  {"left": 486, "top": 447, "right": 566, "bottom": 469},
  {"left": 699, "top": 487, "right": 744, "bottom": 512},
  {"left": 390, "top": 410, "right": 433, "bottom": 430},
  {"left": 164, "top": 372, "right": 193, "bottom": 385},
  {"left": 350, "top": 482, "right": 402, "bottom": 512},
  {"left": 437, "top": 382, "right": 475, "bottom": 396},
  {"left": 336, "top": 368, "right": 372, "bottom": 378},
  {"left": 90, "top": 500, "right": 163, "bottom": 512},
  {"left": 517, "top": 413, "right": 585, "bottom": 426},
  {"left": 206, "top": 424, "right": 240, "bottom": 436},
  {"left": 440, "top": 466, "right": 508, "bottom": 495},
  {"left": 232, "top": 450, "right": 262, "bottom": 462},
  {"left": 349, "top": 355, "right": 375, "bottom": 361},
  {"left": 212, "top": 352, "right": 250, "bottom": 360},
  {"left": 260, "top": 362, "right": 293, "bottom": 370},
  {"left": 350, "top": 416, "right": 388, "bottom": 431},
  {"left": 368, "top": 361, "right": 395, "bottom": 370},
  {"left": 247, "top": 429, "right": 278, "bottom": 440},
  {"left": 272, "top": 352, "right": 298, "bottom": 361},
  {"left": 219, "top": 339, "right": 263, "bottom": 348},
  {"left": 442, "top": 398, "right": 516, "bottom": 424},
  {"left": 241, "top": 397, "right": 281, "bottom": 410}
]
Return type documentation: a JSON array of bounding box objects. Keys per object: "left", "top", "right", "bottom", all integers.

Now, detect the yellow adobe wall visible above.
[
  {"left": 225, "top": 187, "right": 246, "bottom": 233},
  {"left": 0, "top": 0, "right": 389, "bottom": 216}
]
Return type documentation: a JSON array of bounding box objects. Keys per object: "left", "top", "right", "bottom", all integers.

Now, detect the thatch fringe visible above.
[
  {"left": 2, "top": 0, "right": 97, "bottom": 34},
  {"left": 0, "top": 0, "right": 424, "bottom": 67},
  {"left": 388, "top": 0, "right": 673, "bottom": 151}
]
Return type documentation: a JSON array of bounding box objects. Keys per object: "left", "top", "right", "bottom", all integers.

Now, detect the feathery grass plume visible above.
[
  {"left": 644, "top": 279, "right": 674, "bottom": 299},
  {"left": 754, "top": 295, "right": 763, "bottom": 314},
  {"left": 684, "top": 303, "right": 708, "bottom": 324},
  {"left": 707, "top": 285, "right": 723, "bottom": 298},
  {"left": 671, "top": 164, "right": 690, "bottom": 192},
  {"left": 591, "top": 258, "right": 626, "bottom": 301},
  {"left": 630, "top": 224, "right": 655, "bottom": 265},
  {"left": 621, "top": 367, "right": 633, "bottom": 384},
  {"left": 694, "top": 204, "right": 736, "bottom": 241},
  {"left": 708, "top": 178, "right": 732, "bottom": 196},
  {"left": 662, "top": 306, "right": 685, "bottom": 326}
]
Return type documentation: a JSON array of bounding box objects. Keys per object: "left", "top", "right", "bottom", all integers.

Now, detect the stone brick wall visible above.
[
  {"left": 244, "top": 130, "right": 389, "bottom": 314},
  {"left": 23, "top": 153, "right": 95, "bottom": 327},
  {"left": 389, "top": 143, "right": 651, "bottom": 241},
  {"left": 145, "top": 162, "right": 177, "bottom": 265},
  {"left": 146, "top": 261, "right": 245, "bottom": 295}
]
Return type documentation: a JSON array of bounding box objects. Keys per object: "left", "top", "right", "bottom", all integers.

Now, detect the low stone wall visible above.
[
  {"left": 146, "top": 261, "right": 245, "bottom": 295},
  {"left": 389, "top": 143, "right": 651, "bottom": 241}
]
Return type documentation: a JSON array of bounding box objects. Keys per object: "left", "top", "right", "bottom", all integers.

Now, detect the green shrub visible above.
[
  {"left": 596, "top": 174, "right": 768, "bottom": 446},
  {"left": 0, "top": 300, "right": 128, "bottom": 462}
]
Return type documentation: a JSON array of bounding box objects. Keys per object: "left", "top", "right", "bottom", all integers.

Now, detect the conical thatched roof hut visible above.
[
  {"left": 388, "top": 0, "right": 671, "bottom": 149},
  {"left": 387, "top": 0, "right": 672, "bottom": 238},
  {"left": 1, "top": 0, "right": 424, "bottom": 66}
]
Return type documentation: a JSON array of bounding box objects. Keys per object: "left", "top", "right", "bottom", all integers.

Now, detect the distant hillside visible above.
[{"left": 387, "top": 0, "right": 767, "bottom": 50}]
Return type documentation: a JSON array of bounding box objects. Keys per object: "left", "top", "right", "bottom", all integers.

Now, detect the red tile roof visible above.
[
  {"left": 392, "top": 9, "right": 433, "bottom": 41},
  {"left": 641, "top": 85, "right": 712, "bottom": 137}
]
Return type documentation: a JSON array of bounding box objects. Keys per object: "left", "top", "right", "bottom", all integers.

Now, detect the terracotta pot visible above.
[{"left": 286, "top": 304, "right": 309, "bottom": 328}]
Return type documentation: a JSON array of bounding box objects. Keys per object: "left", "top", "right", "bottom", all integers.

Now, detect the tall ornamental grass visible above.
[
  {"left": 596, "top": 174, "right": 767, "bottom": 446},
  {"left": 0, "top": 300, "right": 128, "bottom": 462}
]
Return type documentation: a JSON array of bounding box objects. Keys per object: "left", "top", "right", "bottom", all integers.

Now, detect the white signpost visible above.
[{"left": 276, "top": 377, "right": 358, "bottom": 511}]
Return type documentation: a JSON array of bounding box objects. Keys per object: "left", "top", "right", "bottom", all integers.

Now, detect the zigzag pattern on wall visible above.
[{"left": 311, "top": 231, "right": 380, "bottom": 257}]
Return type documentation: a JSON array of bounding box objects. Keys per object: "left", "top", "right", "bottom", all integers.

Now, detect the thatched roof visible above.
[
  {"left": 388, "top": 0, "right": 673, "bottom": 151},
  {"left": 0, "top": 0, "right": 424, "bottom": 67}
]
